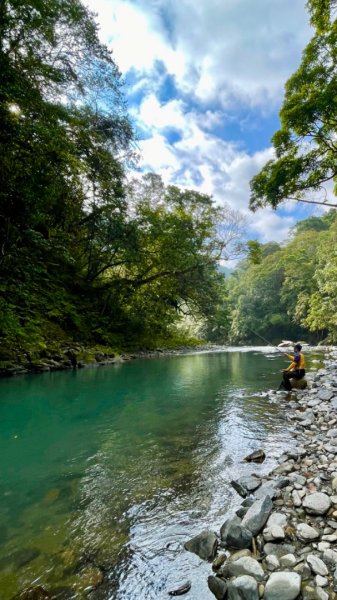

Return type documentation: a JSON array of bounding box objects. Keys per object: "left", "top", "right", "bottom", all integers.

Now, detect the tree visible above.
[{"left": 249, "top": 0, "right": 337, "bottom": 210}]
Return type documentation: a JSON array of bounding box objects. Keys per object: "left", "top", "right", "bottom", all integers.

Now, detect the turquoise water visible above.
[{"left": 0, "top": 348, "right": 298, "bottom": 599}]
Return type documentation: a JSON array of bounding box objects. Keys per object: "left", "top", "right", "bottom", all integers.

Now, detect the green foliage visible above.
[{"left": 250, "top": 2, "right": 337, "bottom": 210}]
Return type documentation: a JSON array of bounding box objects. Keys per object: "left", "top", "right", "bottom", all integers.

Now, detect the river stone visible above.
[
  {"left": 244, "top": 449, "right": 266, "bottom": 463},
  {"left": 266, "top": 512, "right": 287, "bottom": 528},
  {"left": 237, "top": 475, "right": 262, "bottom": 493},
  {"left": 184, "top": 530, "right": 218, "bottom": 561},
  {"left": 221, "top": 556, "right": 264, "bottom": 581},
  {"left": 302, "top": 492, "right": 332, "bottom": 515},
  {"left": 296, "top": 523, "right": 320, "bottom": 541},
  {"left": 279, "top": 554, "right": 297, "bottom": 568},
  {"left": 241, "top": 494, "right": 273, "bottom": 536},
  {"left": 208, "top": 575, "right": 227, "bottom": 600},
  {"left": 231, "top": 479, "right": 248, "bottom": 498},
  {"left": 264, "top": 572, "right": 301, "bottom": 600},
  {"left": 318, "top": 390, "right": 334, "bottom": 401},
  {"left": 263, "top": 543, "right": 295, "bottom": 558},
  {"left": 227, "top": 575, "right": 259, "bottom": 600},
  {"left": 226, "top": 524, "right": 253, "bottom": 550},
  {"left": 220, "top": 516, "right": 241, "bottom": 540},
  {"left": 263, "top": 524, "right": 285, "bottom": 541},
  {"left": 331, "top": 398, "right": 337, "bottom": 409},
  {"left": 307, "top": 554, "right": 329, "bottom": 576},
  {"left": 323, "top": 549, "right": 337, "bottom": 567},
  {"left": 265, "top": 554, "right": 280, "bottom": 571}
]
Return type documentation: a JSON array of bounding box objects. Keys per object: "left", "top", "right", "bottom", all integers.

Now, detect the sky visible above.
[{"left": 85, "top": 0, "right": 315, "bottom": 245}]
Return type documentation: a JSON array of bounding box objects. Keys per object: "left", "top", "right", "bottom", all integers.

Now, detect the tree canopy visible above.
[{"left": 250, "top": 0, "right": 337, "bottom": 210}]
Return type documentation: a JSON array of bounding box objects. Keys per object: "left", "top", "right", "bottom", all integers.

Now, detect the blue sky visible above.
[{"left": 86, "top": 0, "right": 317, "bottom": 245}]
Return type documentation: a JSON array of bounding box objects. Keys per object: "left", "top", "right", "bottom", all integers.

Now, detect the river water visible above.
[{"left": 0, "top": 347, "right": 312, "bottom": 599}]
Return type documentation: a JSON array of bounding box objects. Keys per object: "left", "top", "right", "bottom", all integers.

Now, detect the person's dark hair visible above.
[{"left": 294, "top": 343, "right": 302, "bottom": 351}]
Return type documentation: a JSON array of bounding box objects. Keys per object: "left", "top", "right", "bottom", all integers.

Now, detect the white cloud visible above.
[
  {"left": 86, "top": 0, "right": 311, "bottom": 109},
  {"left": 84, "top": 0, "right": 315, "bottom": 244}
]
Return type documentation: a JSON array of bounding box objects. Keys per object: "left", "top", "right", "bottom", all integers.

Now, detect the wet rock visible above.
[
  {"left": 222, "top": 523, "right": 253, "bottom": 550},
  {"left": 212, "top": 554, "right": 227, "bottom": 570},
  {"left": 227, "top": 575, "right": 259, "bottom": 600},
  {"left": 208, "top": 576, "right": 227, "bottom": 600},
  {"left": 238, "top": 475, "right": 262, "bottom": 492},
  {"left": 168, "top": 581, "right": 192, "bottom": 596},
  {"left": 231, "top": 480, "right": 248, "bottom": 498},
  {"left": 241, "top": 495, "right": 273, "bottom": 536},
  {"left": 303, "top": 492, "right": 332, "bottom": 515},
  {"left": 307, "top": 554, "right": 329, "bottom": 576},
  {"left": 221, "top": 556, "right": 264, "bottom": 581},
  {"left": 264, "top": 571, "right": 301, "bottom": 600},
  {"left": 244, "top": 450, "right": 266, "bottom": 464},
  {"left": 184, "top": 530, "right": 218, "bottom": 561}
]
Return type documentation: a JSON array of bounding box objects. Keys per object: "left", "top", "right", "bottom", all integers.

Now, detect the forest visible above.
[{"left": 1, "top": 0, "right": 337, "bottom": 365}]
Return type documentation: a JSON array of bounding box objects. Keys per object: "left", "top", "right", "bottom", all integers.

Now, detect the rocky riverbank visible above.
[
  {"left": 0, "top": 342, "right": 216, "bottom": 377},
  {"left": 183, "top": 350, "right": 337, "bottom": 600}
]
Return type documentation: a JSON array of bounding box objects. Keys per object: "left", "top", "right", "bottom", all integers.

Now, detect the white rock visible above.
[
  {"left": 307, "top": 554, "right": 329, "bottom": 576},
  {"left": 318, "top": 542, "right": 330, "bottom": 551},
  {"left": 315, "top": 575, "right": 328, "bottom": 587},
  {"left": 292, "top": 490, "right": 302, "bottom": 507},
  {"left": 265, "top": 554, "right": 280, "bottom": 571},
  {"left": 296, "top": 523, "right": 320, "bottom": 541},
  {"left": 302, "top": 492, "right": 332, "bottom": 515},
  {"left": 279, "top": 554, "right": 297, "bottom": 568},
  {"left": 263, "top": 525, "right": 285, "bottom": 542},
  {"left": 315, "top": 587, "right": 329, "bottom": 600},
  {"left": 264, "top": 572, "right": 301, "bottom": 600},
  {"left": 267, "top": 512, "right": 287, "bottom": 528}
]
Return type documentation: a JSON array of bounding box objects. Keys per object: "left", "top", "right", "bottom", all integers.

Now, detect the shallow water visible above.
[{"left": 0, "top": 348, "right": 314, "bottom": 599}]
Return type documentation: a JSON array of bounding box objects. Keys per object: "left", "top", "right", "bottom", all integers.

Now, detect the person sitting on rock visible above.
[{"left": 281, "top": 343, "right": 306, "bottom": 391}]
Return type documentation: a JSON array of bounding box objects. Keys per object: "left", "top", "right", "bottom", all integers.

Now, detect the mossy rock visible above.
[{"left": 291, "top": 379, "right": 308, "bottom": 390}]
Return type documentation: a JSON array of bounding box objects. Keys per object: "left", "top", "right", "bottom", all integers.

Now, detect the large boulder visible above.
[{"left": 241, "top": 495, "right": 273, "bottom": 536}]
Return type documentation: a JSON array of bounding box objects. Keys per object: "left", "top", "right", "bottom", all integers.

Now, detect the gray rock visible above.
[
  {"left": 307, "top": 554, "right": 329, "bottom": 576},
  {"left": 184, "top": 530, "right": 218, "bottom": 561},
  {"left": 318, "top": 390, "right": 334, "bottom": 401},
  {"left": 208, "top": 575, "right": 227, "bottom": 600},
  {"left": 221, "top": 556, "right": 264, "bottom": 581},
  {"left": 263, "top": 524, "right": 285, "bottom": 541},
  {"left": 296, "top": 523, "right": 320, "bottom": 541},
  {"left": 263, "top": 543, "right": 295, "bottom": 558},
  {"left": 264, "top": 571, "right": 301, "bottom": 600},
  {"left": 323, "top": 548, "right": 337, "bottom": 567},
  {"left": 265, "top": 554, "right": 280, "bottom": 571},
  {"left": 227, "top": 575, "right": 259, "bottom": 600},
  {"left": 266, "top": 512, "right": 287, "bottom": 528},
  {"left": 241, "top": 495, "right": 273, "bottom": 536},
  {"left": 237, "top": 475, "right": 262, "bottom": 492},
  {"left": 302, "top": 492, "right": 331, "bottom": 515},
  {"left": 222, "top": 523, "right": 253, "bottom": 550},
  {"left": 220, "top": 516, "right": 241, "bottom": 540}
]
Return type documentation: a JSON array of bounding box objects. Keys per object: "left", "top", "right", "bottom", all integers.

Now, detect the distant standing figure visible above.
[{"left": 281, "top": 343, "right": 305, "bottom": 391}]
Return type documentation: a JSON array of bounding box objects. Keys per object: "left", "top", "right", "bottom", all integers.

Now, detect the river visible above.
[{"left": 0, "top": 347, "right": 315, "bottom": 599}]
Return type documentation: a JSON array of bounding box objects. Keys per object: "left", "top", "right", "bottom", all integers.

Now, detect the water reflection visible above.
[{"left": 0, "top": 349, "right": 311, "bottom": 599}]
